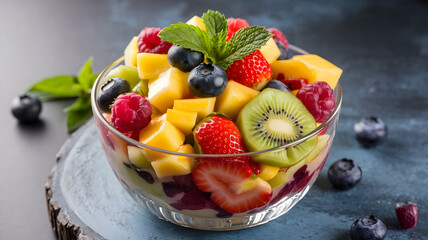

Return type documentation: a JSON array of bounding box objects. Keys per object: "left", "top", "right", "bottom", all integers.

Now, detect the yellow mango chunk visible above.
[
  {"left": 139, "top": 116, "right": 185, "bottom": 162},
  {"left": 173, "top": 97, "right": 216, "bottom": 122},
  {"left": 166, "top": 109, "right": 198, "bottom": 135},
  {"left": 260, "top": 38, "right": 281, "bottom": 64},
  {"left": 124, "top": 36, "right": 138, "bottom": 67},
  {"left": 257, "top": 164, "right": 280, "bottom": 181},
  {"left": 186, "top": 16, "right": 206, "bottom": 31},
  {"left": 215, "top": 80, "right": 259, "bottom": 120},
  {"left": 148, "top": 67, "right": 190, "bottom": 112},
  {"left": 151, "top": 144, "right": 196, "bottom": 178},
  {"left": 271, "top": 54, "right": 342, "bottom": 89},
  {"left": 137, "top": 53, "right": 170, "bottom": 80}
]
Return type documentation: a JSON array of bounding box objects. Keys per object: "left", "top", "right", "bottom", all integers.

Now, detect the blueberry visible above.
[
  {"left": 262, "top": 80, "right": 291, "bottom": 93},
  {"left": 11, "top": 94, "right": 42, "bottom": 123},
  {"left": 350, "top": 215, "right": 387, "bottom": 240},
  {"left": 275, "top": 39, "right": 288, "bottom": 60},
  {"left": 328, "top": 158, "right": 362, "bottom": 190},
  {"left": 188, "top": 63, "right": 228, "bottom": 97},
  {"left": 354, "top": 117, "right": 387, "bottom": 148},
  {"left": 96, "top": 78, "right": 131, "bottom": 112},
  {"left": 136, "top": 170, "right": 154, "bottom": 184},
  {"left": 167, "top": 45, "right": 204, "bottom": 72}
]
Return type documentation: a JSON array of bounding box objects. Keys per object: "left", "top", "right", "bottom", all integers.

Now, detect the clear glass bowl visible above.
[{"left": 90, "top": 45, "right": 342, "bottom": 230}]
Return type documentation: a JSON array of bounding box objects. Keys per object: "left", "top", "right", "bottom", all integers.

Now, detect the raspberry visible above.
[
  {"left": 111, "top": 93, "right": 152, "bottom": 133},
  {"left": 137, "top": 27, "right": 172, "bottom": 54},
  {"left": 297, "top": 81, "right": 335, "bottom": 122},
  {"left": 396, "top": 201, "right": 418, "bottom": 229},
  {"left": 268, "top": 28, "right": 289, "bottom": 50},
  {"left": 226, "top": 18, "right": 250, "bottom": 41}
]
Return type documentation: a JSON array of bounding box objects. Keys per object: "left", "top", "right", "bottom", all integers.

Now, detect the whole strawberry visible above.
[
  {"left": 226, "top": 50, "right": 272, "bottom": 90},
  {"left": 396, "top": 201, "right": 418, "bottom": 229},
  {"left": 193, "top": 115, "right": 260, "bottom": 174}
]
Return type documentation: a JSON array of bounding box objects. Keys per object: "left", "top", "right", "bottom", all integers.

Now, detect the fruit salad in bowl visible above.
[{"left": 91, "top": 10, "right": 342, "bottom": 230}]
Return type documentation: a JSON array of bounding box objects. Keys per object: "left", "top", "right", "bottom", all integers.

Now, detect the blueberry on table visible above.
[
  {"left": 350, "top": 215, "right": 387, "bottom": 240},
  {"left": 11, "top": 94, "right": 42, "bottom": 123},
  {"left": 262, "top": 80, "right": 291, "bottom": 93},
  {"left": 328, "top": 158, "right": 362, "bottom": 190},
  {"left": 188, "top": 63, "right": 228, "bottom": 98},
  {"left": 354, "top": 116, "right": 387, "bottom": 148},
  {"left": 96, "top": 78, "right": 131, "bottom": 112},
  {"left": 167, "top": 45, "right": 204, "bottom": 72}
]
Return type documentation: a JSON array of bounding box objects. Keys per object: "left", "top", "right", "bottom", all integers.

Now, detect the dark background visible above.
[{"left": 1, "top": 0, "right": 427, "bottom": 239}]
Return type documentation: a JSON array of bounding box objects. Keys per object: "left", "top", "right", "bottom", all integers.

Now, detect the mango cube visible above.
[
  {"left": 271, "top": 54, "right": 342, "bottom": 89},
  {"left": 137, "top": 53, "right": 170, "bottom": 80},
  {"left": 148, "top": 67, "right": 190, "bottom": 112},
  {"left": 173, "top": 97, "right": 216, "bottom": 122},
  {"left": 186, "top": 16, "right": 206, "bottom": 31},
  {"left": 139, "top": 116, "right": 185, "bottom": 162},
  {"left": 260, "top": 38, "right": 281, "bottom": 64},
  {"left": 151, "top": 144, "right": 196, "bottom": 178},
  {"left": 166, "top": 109, "right": 198, "bottom": 135},
  {"left": 124, "top": 36, "right": 138, "bottom": 67},
  {"left": 215, "top": 80, "right": 259, "bottom": 120},
  {"left": 257, "top": 163, "right": 280, "bottom": 181}
]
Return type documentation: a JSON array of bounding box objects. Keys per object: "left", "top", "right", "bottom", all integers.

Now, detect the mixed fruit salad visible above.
[{"left": 94, "top": 10, "right": 342, "bottom": 217}]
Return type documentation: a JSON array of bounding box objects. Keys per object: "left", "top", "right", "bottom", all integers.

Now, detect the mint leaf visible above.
[
  {"left": 65, "top": 95, "right": 92, "bottom": 132},
  {"left": 78, "top": 58, "right": 98, "bottom": 91},
  {"left": 28, "top": 75, "right": 82, "bottom": 101},
  {"left": 220, "top": 26, "right": 274, "bottom": 68},
  {"left": 202, "top": 10, "right": 227, "bottom": 39}
]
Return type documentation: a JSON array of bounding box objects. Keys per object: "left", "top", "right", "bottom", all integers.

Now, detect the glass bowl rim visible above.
[{"left": 91, "top": 44, "right": 342, "bottom": 158}]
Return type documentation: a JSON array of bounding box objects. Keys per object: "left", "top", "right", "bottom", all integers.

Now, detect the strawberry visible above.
[
  {"left": 225, "top": 50, "right": 272, "bottom": 90},
  {"left": 396, "top": 201, "right": 418, "bottom": 229},
  {"left": 194, "top": 115, "right": 260, "bottom": 174},
  {"left": 226, "top": 18, "right": 250, "bottom": 41},
  {"left": 192, "top": 160, "right": 272, "bottom": 213}
]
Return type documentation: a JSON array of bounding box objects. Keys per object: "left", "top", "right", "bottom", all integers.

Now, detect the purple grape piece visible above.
[
  {"left": 271, "top": 165, "right": 311, "bottom": 205},
  {"left": 136, "top": 170, "right": 154, "bottom": 184}
]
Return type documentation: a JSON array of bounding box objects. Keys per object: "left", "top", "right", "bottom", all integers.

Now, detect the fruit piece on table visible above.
[
  {"left": 188, "top": 63, "right": 228, "bottom": 98},
  {"left": 166, "top": 109, "right": 198, "bottom": 135},
  {"left": 350, "top": 215, "right": 387, "bottom": 240},
  {"left": 148, "top": 67, "right": 190, "bottom": 112},
  {"left": 226, "top": 50, "right": 272, "bottom": 90},
  {"left": 271, "top": 54, "right": 342, "bottom": 89},
  {"left": 137, "top": 27, "right": 172, "bottom": 54},
  {"left": 104, "top": 65, "right": 140, "bottom": 88},
  {"left": 11, "top": 94, "right": 42, "bottom": 123},
  {"left": 257, "top": 164, "right": 280, "bottom": 181},
  {"left": 259, "top": 37, "right": 281, "bottom": 64},
  {"left": 237, "top": 89, "right": 317, "bottom": 167},
  {"left": 139, "top": 115, "right": 185, "bottom": 161},
  {"left": 354, "top": 116, "right": 387, "bottom": 148},
  {"left": 297, "top": 81, "right": 336, "bottom": 122},
  {"left": 97, "top": 78, "right": 131, "bottom": 113},
  {"left": 395, "top": 201, "right": 418, "bottom": 229},
  {"left": 173, "top": 97, "right": 216, "bottom": 122},
  {"left": 124, "top": 36, "right": 138, "bottom": 67},
  {"left": 186, "top": 16, "right": 206, "bottom": 31},
  {"left": 268, "top": 28, "right": 289, "bottom": 50},
  {"left": 167, "top": 45, "right": 204, "bottom": 72},
  {"left": 111, "top": 93, "right": 152, "bottom": 133},
  {"left": 215, "top": 80, "right": 260, "bottom": 120},
  {"left": 151, "top": 144, "right": 196, "bottom": 178},
  {"left": 327, "top": 158, "right": 362, "bottom": 190},
  {"left": 128, "top": 145, "right": 152, "bottom": 169},
  {"left": 192, "top": 160, "right": 272, "bottom": 213},
  {"left": 136, "top": 53, "right": 171, "bottom": 80}
]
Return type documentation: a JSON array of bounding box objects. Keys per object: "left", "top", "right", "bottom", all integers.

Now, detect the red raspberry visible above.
[
  {"left": 396, "top": 201, "right": 418, "bottom": 229},
  {"left": 268, "top": 28, "right": 289, "bottom": 50},
  {"left": 137, "top": 27, "right": 172, "bottom": 54},
  {"left": 226, "top": 18, "right": 250, "bottom": 41},
  {"left": 297, "top": 81, "right": 335, "bottom": 122},
  {"left": 111, "top": 93, "right": 152, "bottom": 134}
]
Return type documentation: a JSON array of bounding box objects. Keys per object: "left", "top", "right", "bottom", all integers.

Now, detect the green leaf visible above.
[
  {"left": 65, "top": 95, "right": 93, "bottom": 132},
  {"left": 78, "top": 58, "right": 98, "bottom": 91},
  {"left": 202, "top": 10, "right": 227, "bottom": 39},
  {"left": 27, "top": 75, "right": 81, "bottom": 101},
  {"left": 220, "top": 26, "right": 274, "bottom": 69}
]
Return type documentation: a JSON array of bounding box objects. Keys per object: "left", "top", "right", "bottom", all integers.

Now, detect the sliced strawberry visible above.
[
  {"left": 193, "top": 160, "right": 272, "bottom": 213},
  {"left": 268, "top": 28, "right": 289, "bottom": 50},
  {"left": 225, "top": 50, "right": 272, "bottom": 90},
  {"left": 226, "top": 18, "right": 250, "bottom": 41},
  {"left": 194, "top": 115, "right": 260, "bottom": 174}
]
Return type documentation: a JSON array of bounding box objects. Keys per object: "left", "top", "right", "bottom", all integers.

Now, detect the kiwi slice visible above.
[{"left": 237, "top": 89, "right": 317, "bottom": 167}]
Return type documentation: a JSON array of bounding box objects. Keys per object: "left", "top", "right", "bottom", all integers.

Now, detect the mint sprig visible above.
[
  {"left": 158, "top": 10, "right": 274, "bottom": 69},
  {"left": 27, "top": 58, "right": 98, "bottom": 132}
]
